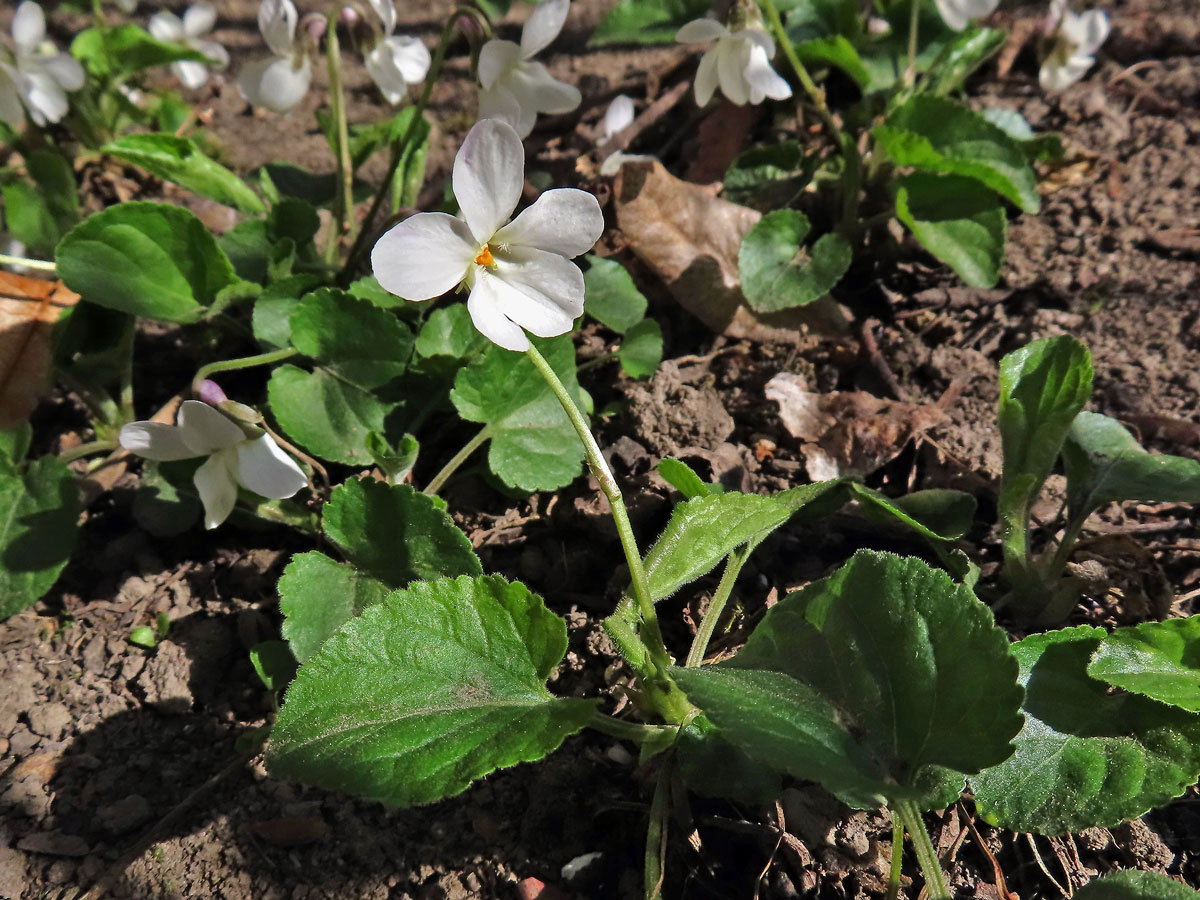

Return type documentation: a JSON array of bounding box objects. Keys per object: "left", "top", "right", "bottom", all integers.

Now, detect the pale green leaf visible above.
[
  {"left": 738, "top": 209, "right": 852, "bottom": 312},
  {"left": 1087, "top": 618, "right": 1200, "bottom": 712},
  {"left": 278, "top": 551, "right": 391, "bottom": 664},
  {"left": 103, "top": 134, "right": 265, "bottom": 214},
  {"left": 895, "top": 173, "right": 1006, "bottom": 288}
]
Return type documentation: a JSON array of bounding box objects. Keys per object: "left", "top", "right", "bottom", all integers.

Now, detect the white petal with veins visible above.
[
  {"left": 453, "top": 118, "right": 525, "bottom": 245},
  {"left": 521, "top": 0, "right": 570, "bottom": 59},
  {"left": 177, "top": 400, "right": 246, "bottom": 455},
  {"left": 119, "top": 422, "right": 198, "bottom": 461},
  {"left": 234, "top": 434, "right": 308, "bottom": 499},
  {"left": 494, "top": 188, "right": 603, "bottom": 258},
  {"left": 194, "top": 450, "right": 239, "bottom": 529},
  {"left": 372, "top": 212, "right": 477, "bottom": 301}
]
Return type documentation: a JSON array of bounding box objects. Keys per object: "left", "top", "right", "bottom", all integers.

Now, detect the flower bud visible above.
[
  {"left": 339, "top": 4, "right": 359, "bottom": 26},
  {"left": 302, "top": 12, "right": 327, "bottom": 43},
  {"left": 198, "top": 379, "right": 228, "bottom": 406}
]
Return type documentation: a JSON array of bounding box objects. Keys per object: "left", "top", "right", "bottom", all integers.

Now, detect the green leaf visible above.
[
  {"left": 414, "top": 304, "right": 488, "bottom": 361},
  {"left": 129, "top": 626, "right": 157, "bottom": 649},
  {"left": 250, "top": 640, "right": 297, "bottom": 691},
  {"left": 895, "top": 173, "right": 1006, "bottom": 288},
  {"left": 972, "top": 626, "right": 1200, "bottom": 834},
  {"left": 71, "top": 24, "right": 212, "bottom": 78},
  {"left": 979, "top": 108, "right": 1064, "bottom": 162},
  {"left": 1062, "top": 412, "right": 1200, "bottom": 522},
  {"left": 876, "top": 96, "right": 1040, "bottom": 213},
  {"left": 644, "top": 492, "right": 791, "bottom": 601},
  {"left": 289, "top": 289, "right": 413, "bottom": 389},
  {"left": 366, "top": 431, "right": 419, "bottom": 484},
  {"left": 267, "top": 364, "right": 392, "bottom": 465},
  {"left": 795, "top": 35, "right": 870, "bottom": 88},
  {"left": 450, "top": 336, "right": 585, "bottom": 492},
  {"left": 723, "top": 141, "right": 811, "bottom": 210},
  {"left": 279, "top": 551, "right": 390, "bottom": 664},
  {"left": 103, "top": 134, "right": 265, "bottom": 215},
  {"left": 1087, "top": 618, "right": 1200, "bottom": 713},
  {"left": 924, "top": 27, "right": 1006, "bottom": 96},
  {"left": 584, "top": 256, "right": 647, "bottom": 334},
  {"left": 251, "top": 275, "right": 320, "bottom": 349},
  {"left": 0, "top": 456, "right": 80, "bottom": 620},
  {"left": 268, "top": 575, "right": 597, "bottom": 807},
  {"left": 850, "top": 484, "right": 977, "bottom": 541},
  {"left": 322, "top": 478, "right": 481, "bottom": 588},
  {"left": 738, "top": 209, "right": 852, "bottom": 312},
  {"left": 390, "top": 108, "right": 432, "bottom": 212},
  {"left": 0, "top": 424, "right": 32, "bottom": 466},
  {"left": 618, "top": 317, "right": 662, "bottom": 379},
  {"left": 1, "top": 152, "right": 78, "bottom": 256},
  {"left": 348, "top": 275, "right": 409, "bottom": 311},
  {"left": 1074, "top": 871, "right": 1199, "bottom": 900},
  {"left": 676, "top": 714, "right": 783, "bottom": 804},
  {"left": 656, "top": 458, "right": 721, "bottom": 499},
  {"left": 56, "top": 202, "right": 241, "bottom": 323},
  {"left": 673, "top": 551, "right": 1023, "bottom": 810},
  {"left": 590, "top": 0, "right": 711, "bottom": 45}
]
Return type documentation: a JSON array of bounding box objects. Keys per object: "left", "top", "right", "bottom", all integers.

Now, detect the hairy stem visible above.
[
  {"left": 684, "top": 544, "right": 750, "bottom": 668},
  {"left": 894, "top": 799, "right": 950, "bottom": 900},
  {"left": 325, "top": 15, "right": 356, "bottom": 260},
  {"left": 59, "top": 439, "right": 119, "bottom": 464},
  {"left": 191, "top": 347, "right": 299, "bottom": 397},
  {"left": 422, "top": 425, "right": 492, "bottom": 496}
]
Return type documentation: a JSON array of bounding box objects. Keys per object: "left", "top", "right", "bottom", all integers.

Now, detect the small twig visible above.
[
  {"left": 858, "top": 317, "right": 906, "bottom": 401},
  {"left": 1025, "top": 833, "right": 1070, "bottom": 899},
  {"left": 594, "top": 80, "right": 691, "bottom": 165},
  {"left": 959, "top": 804, "right": 1019, "bottom": 900}
]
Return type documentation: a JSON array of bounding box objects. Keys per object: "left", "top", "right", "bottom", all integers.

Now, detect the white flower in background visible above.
[
  {"left": 934, "top": 0, "right": 998, "bottom": 32},
  {"left": 148, "top": 2, "right": 229, "bottom": 90},
  {"left": 1039, "top": 0, "right": 1110, "bottom": 92},
  {"left": 362, "top": 0, "right": 431, "bottom": 104},
  {"left": 0, "top": 2, "right": 85, "bottom": 128},
  {"left": 239, "top": 0, "right": 312, "bottom": 113},
  {"left": 676, "top": 18, "right": 791, "bottom": 107},
  {"left": 477, "top": 0, "right": 581, "bottom": 139},
  {"left": 119, "top": 399, "right": 308, "bottom": 530},
  {"left": 597, "top": 94, "right": 653, "bottom": 176},
  {"left": 372, "top": 119, "right": 603, "bottom": 352},
  {"left": 115, "top": 0, "right": 137, "bottom": 11}
]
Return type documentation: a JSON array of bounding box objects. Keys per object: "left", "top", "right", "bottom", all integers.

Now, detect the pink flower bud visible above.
[
  {"left": 339, "top": 5, "right": 358, "bottom": 26},
  {"left": 198, "top": 379, "right": 228, "bottom": 406},
  {"left": 302, "top": 12, "right": 327, "bottom": 42}
]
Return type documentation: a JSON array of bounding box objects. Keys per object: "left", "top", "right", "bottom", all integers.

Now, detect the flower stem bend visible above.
[{"left": 191, "top": 348, "right": 299, "bottom": 397}]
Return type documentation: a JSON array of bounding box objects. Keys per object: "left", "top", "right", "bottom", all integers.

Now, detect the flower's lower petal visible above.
[
  {"left": 490, "top": 245, "right": 584, "bottom": 332},
  {"left": 479, "top": 84, "right": 535, "bottom": 138},
  {"left": 717, "top": 39, "right": 751, "bottom": 105},
  {"left": 694, "top": 48, "right": 719, "bottom": 106},
  {"left": 387, "top": 35, "right": 432, "bottom": 83},
  {"left": 478, "top": 39, "right": 521, "bottom": 90},
  {"left": 508, "top": 62, "right": 581, "bottom": 115},
  {"left": 193, "top": 450, "right": 239, "bottom": 529},
  {"left": 467, "top": 278, "right": 531, "bottom": 352},
  {"left": 119, "top": 422, "right": 198, "bottom": 461},
  {"left": 177, "top": 399, "right": 246, "bottom": 455},
  {"left": 1039, "top": 56, "right": 1091, "bottom": 92},
  {"left": 745, "top": 44, "right": 791, "bottom": 103},
  {"left": 19, "top": 71, "right": 68, "bottom": 126},
  {"left": 676, "top": 18, "right": 727, "bottom": 43},
  {"left": 239, "top": 56, "right": 310, "bottom": 113},
  {"left": 183, "top": 2, "right": 218, "bottom": 38},
  {"left": 174, "top": 60, "right": 209, "bottom": 90},
  {"left": 234, "top": 434, "right": 307, "bottom": 499},
  {"left": 493, "top": 188, "right": 602, "bottom": 258},
  {"left": 372, "top": 211, "right": 476, "bottom": 301},
  {"left": 148, "top": 10, "right": 184, "bottom": 41},
  {"left": 521, "top": 0, "right": 570, "bottom": 58},
  {"left": 453, "top": 118, "right": 525, "bottom": 244}
]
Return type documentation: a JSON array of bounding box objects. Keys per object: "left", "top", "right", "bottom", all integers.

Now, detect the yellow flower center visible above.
[{"left": 474, "top": 245, "right": 496, "bottom": 267}]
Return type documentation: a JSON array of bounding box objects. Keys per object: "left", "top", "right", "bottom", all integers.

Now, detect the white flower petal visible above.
[
  {"left": 234, "top": 434, "right": 307, "bottom": 499},
  {"left": 238, "top": 56, "right": 311, "bottom": 113},
  {"left": 386, "top": 35, "right": 431, "bottom": 84},
  {"left": 11, "top": 3, "right": 45, "bottom": 55},
  {"left": 119, "top": 422, "right": 198, "bottom": 461},
  {"left": 478, "top": 83, "right": 535, "bottom": 137},
  {"left": 365, "top": 0, "right": 396, "bottom": 36},
  {"left": 1039, "top": 55, "right": 1093, "bottom": 92},
  {"left": 116, "top": 0, "right": 137, "bottom": 12},
  {"left": 194, "top": 450, "right": 239, "bottom": 529},
  {"left": 694, "top": 48, "right": 719, "bottom": 105},
  {"left": 602, "top": 94, "right": 635, "bottom": 141},
  {"left": 196, "top": 39, "right": 229, "bottom": 68},
  {"left": 372, "top": 211, "right": 477, "bottom": 301},
  {"left": 0, "top": 66, "right": 25, "bottom": 128},
  {"left": 258, "top": 0, "right": 297, "bottom": 57},
  {"left": 40, "top": 53, "right": 84, "bottom": 91},
  {"left": 174, "top": 60, "right": 210, "bottom": 90},
  {"left": 493, "top": 188, "right": 602, "bottom": 258},
  {"left": 739, "top": 26, "right": 775, "bottom": 57},
  {"left": 676, "top": 18, "right": 727, "bottom": 43},
  {"left": 521, "top": 0, "right": 570, "bottom": 59},
  {"left": 478, "top": 39, "right": 521, "bottom": 90},
  {"left": 716, "top": 37, "right": 751, "bottom": 105},
  {"left": 744, "top": 43, "right": 791, "bottom": 103},
  {"left": 934, "top": 0, "right": 968, "bottom": 31},
  {"left": 1075, "top": 9, "right": 1110, "bottom": 56},
  {"left": 486, "top": 247, "right": 584, "bottom": 336},
  {"left": 506, "top": 61, "right": 581, "bottom": 114},
  {"left": 19, "top": 70, "right": 68, "bottom": 126},
  {"left": 599, "top": 151, "right": 654, "bottom": 176},
  {"left": 466, "top": 277, "right": 531, "bottom": 352},
  {"left": 176, "top": 399, "right": 246, "bottom": 455},
  {"left": 148, "top": 10, "right": 184, "bottom": 41},
  {"left": 183, "top": 2, "right": 217, "bottom": 38},
  {"left": 453, "top": 118, "right": 525, "bottom": 245}
]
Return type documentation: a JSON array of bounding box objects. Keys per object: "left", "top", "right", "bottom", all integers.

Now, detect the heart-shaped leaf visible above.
[
  {"left": 289, "top": 289, "right": 413, "bottom": 390},
  {"left": 739, "top": 209, "right": 852, "bottom": 312},
  {"left": 895, "top": 173, "right": 1006, "bottom": 288},
  {"left": 971, "top": 626, "right": 1200, "bottom": 834},
  {"left": 1087, "top": 617, "right": 1200, "bottom": 712},
  {"left": 278, "top": 551, "right": 391, "bottom": 664},
  {"left": 103, "top": 134, "right": 265, "bottom": 214},
  {"left": 1073, "top": 870, "right": 1199, "bottom": 900},
  {"left": 723, "top": 141, "right": 812, "bottom": 210},
  {"left": 267, "top": 364, "right": 392, "bottom": 465},
  {"left": 584, "top": 256, "right": 647, "bottom": 334},
  {"left": 924, "top": 27, "right": 1006, "bottom": 96},
  {"left": 618, "top": 317, "right": 662, "bottom": 379},
  {"left": 268, "top": 575, "right": 596, "bottom": 807},
  {"left": 673, "top": 551, "right": 1023, "bottom": 810}
]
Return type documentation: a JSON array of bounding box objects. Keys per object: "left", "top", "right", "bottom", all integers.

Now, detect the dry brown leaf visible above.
[
  {"left": 0, "top": 271, "right": 81, "bottom": 428},
  {"left": 613, "top": 161, "right": 845, "bottom": 341},
  {"left": 765, "top": 372, "right": 946, "bottom": 479}
]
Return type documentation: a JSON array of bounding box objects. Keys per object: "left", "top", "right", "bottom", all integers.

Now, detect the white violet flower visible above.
[
  {"left": 477, "top": 0, "right": 581, "bottom": 139},
  {"left": 0, "top": 2, "right": 85, "bottom": 128},
  {"left": 362, "top": 0, "right": 431, "bottom": 105},
  {"left": 114, "top": 0, "right": 137, "bottom": 11},
  {"left": 148, "top": 2, "right": 229, "bottom": 91},
  {"left": 676, "top": 18, "right": 791, "bottom": 107},
  {"left": 934, "top": 0, "right": 999, "bottom": 32},
  {"left": 597, "top": 94, "right": 653, "bottom": 176},
  {"left": 239, "top": 0, "right": 312, "bottom": 114},
  {"left": 371, "top": 118, "right": 603, "bottom": 352},
  {"left": 1039, "top": 0, "right": 1109, "bottom": 92},
  {"left": 119, "top": 399, "right": 308, "bottom": 530}
]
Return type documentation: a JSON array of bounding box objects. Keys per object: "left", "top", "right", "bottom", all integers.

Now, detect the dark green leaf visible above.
[
  {"left": 56, "top": 202, "right": 241, "bottom": 323},
  {"left": 268, "top": 575, "right": 596, "bottom": 807},
  {"left": 414, "top": 304, "right": 487, "bottom": 361},
  {"left": 739, "top": 209, "right": 851, "bottom": 312},
  {"left": 584, "top": 256, "right": 647, "bottom": 333},
  {"left": 289, "top": 289, "right": 413, "bottom": 389},
  {"left": 656, "top": 458, "right": 721, "bottom": 499},
  {"left": 251, "top": 275, "right": 320, "bottom": 349},
  {"left": 322, "top": 478, "right": 481, "bottom": 588},
  {"left": 267, "top": 364, "right": 392, "bottom": 465},
  {"left": 278, "top": 551, "right": 391, "bottom": 664},
  {"left": 103, "top": 134, "right": 265, "bottom": 214},
  {"left": 618, "top": 317, "right": 662, "bottom": 379},
  {"left": 723, "top": 141, "right": 812, "bottom": 210},
  {"left": 676, "top": 714, "right": 783, "bottom": 804},
  {"left": 0, "top": 456, "right": 80, "bottom": 620},
  {"left": 131, "top": 459, "right": 202, "bottom": 537},
  {"left": 1087, "top": 618, "right": 1200, "bottom": 713},
  {"left": 250, "top": 640, "right": 297, "bottom": 691},
  {"left": 590, "top": 0, "right": 711, "bottom": 45},
  {"left": 851, "top": 484, "right": 977, "bottom": 541},
  {"left": 895, "top": 172, "right": 1007, "bottom": 288},
  {"left": 1073, "top": 871, "right": 1199, "bottom": 900},
  {"left": 924, "top": 27, "right": 1005, "bottom": 96},
  {"left": 366, "top": 431, "right": 419, "bottom": 484},
  {"left": 0, "top": 424, "right": 32, "bottom": 465},
  {"left": 795, "top": 35, "right": 870, "bottom": 87},
  {"left": 1, "top": 152, "right": 78, "bottom": 256},
  {"left": 972, "top": 626, "right": 1200, "bottom": 833},
  {"left": 348, "top": 275, "right": 410, "bottom": 311},
  {"left": 876, "top": 96, "right": 1040, "bottom": 213}
]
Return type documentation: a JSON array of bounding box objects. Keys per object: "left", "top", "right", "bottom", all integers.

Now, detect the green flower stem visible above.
[
  {"left": 904, "top": 0, "right": 921, "bottom": 87},
  {"left": 115, "top": 314, "right": 136, "bottom": 425},
  {"left": 644, "top": 766, "right": 670, "bottom": 900},
  {"left": 886, "top": 809, "right": 904, "bottom": 900},
  {"left": 191, "top": 347, "right": 299, "bottom": 397},
  {"left": 587, "top": 711, "right": 678, "bottom": 744},
  {"left": 58, "top": 439, "right": 119, "bottom": 464},
  {"left": 684, "top": 544, "right": 750, "bottom": 668},
  {"left": 0, "top": 253, "right": 56, "bottom": 272},
  {"left": 325, "top": 15, "right": 355, "bottom": 260},
  {"left": 760, "top": 0, "right": 861, "bottom": 234},
  {"left": 894, "top": 799, "right": 950, "bottom": 900},
  {"left": 422, "top": 424, "right": 492, "bottom": 496}
]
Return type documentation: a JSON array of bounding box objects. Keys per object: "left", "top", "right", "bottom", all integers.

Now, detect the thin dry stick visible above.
[{"left": 1025, "top": 833, "right": 1070, "bottom": 899}]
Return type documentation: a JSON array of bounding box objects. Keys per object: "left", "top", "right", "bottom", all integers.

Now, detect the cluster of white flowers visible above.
[
  {"left": 148, "top": 2, "right": 228, "bottom": 91},
  {"left": 0, "top": 2, "right": 84, "bottom": 128},
  {"left": 362, "top": 0, "right": 431, "bottom": 105}
]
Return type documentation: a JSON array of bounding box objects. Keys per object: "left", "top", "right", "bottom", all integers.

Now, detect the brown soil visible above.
[{"left": 3, "top": 0, "right": 1200, "bottom": 898}]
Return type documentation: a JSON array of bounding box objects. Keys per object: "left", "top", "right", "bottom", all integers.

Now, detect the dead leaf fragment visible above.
[
  {"left": 0, "top": 271, "right": 81, "bottom": 427},
  {"left": 247, "top": 815, "right": 328, "bottom": 846},
  {"left": 766, "top": 372, "right": 946, "bottom": 479}
]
